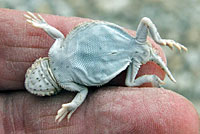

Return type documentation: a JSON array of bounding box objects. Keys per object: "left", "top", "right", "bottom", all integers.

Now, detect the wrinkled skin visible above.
[{"left": 0, "top": 9, "right": 199, "bottom": 134}]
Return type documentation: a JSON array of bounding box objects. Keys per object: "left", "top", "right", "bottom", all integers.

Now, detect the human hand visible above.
[{"left": 0, "top": 8, "right": 199, "bottom": 133}]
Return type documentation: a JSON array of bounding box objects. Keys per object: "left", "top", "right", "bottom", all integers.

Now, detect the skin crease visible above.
[{"left": 0, "top": 8, "right": 199, "bottom": 133}]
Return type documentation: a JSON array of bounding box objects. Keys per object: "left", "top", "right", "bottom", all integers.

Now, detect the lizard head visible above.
[{"left": 133, "top": 41, "right": 176, "bottom": 83}]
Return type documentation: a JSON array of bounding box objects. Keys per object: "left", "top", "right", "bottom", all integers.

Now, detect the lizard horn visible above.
[{"left": 150, "top": 53, "right": 176, "bottom": 83}]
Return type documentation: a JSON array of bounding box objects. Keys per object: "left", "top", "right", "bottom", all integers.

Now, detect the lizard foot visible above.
[
  {"left": 55, "top": 103, "right": 77, "bottom": 123},
  {"left": 159, "top": 39, "right": 187, "bottom": 51}
]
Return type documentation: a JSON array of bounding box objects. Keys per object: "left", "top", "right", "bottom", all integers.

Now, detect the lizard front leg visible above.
[
  {"left": 136, "top": 17, "right": 187, "bottom": 51},
  {"left": 125, "top": 61, "right": 164, "bottom": 87}
]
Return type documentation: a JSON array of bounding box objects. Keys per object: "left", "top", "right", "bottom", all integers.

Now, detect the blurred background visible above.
[{"left": 0, "top": 0, "right": 199, "bottom": 113}]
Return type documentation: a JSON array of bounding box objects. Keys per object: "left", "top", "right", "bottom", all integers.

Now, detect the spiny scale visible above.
[{"left": 25, "top": 57, "right": 62, "bottom": 96}]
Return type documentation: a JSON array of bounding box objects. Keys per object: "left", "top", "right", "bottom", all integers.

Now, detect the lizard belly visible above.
[{"left": 49, "top": 22, "right": 135, "bottom": 86}]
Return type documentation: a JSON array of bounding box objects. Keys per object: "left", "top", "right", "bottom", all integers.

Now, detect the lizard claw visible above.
[{"left": 160, "top": 39, "right": 188, "bottom": 52}]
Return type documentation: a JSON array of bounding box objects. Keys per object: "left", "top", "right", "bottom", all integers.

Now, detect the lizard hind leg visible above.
[
  {"left": 24, "top": 11, "right": 65, "bottom": 39},
  {"left": 55, "top": 83, "right": 88, "bottom": 123}
]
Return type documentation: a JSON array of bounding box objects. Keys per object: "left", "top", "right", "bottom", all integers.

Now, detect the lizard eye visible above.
[{"left": 143, "top": 51, "right": 149, "bottom": 56}]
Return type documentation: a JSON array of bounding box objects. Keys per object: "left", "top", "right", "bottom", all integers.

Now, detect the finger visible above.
[
  {"left": 180, "top": 44, "right": 188, "bottom": 51},
  {"left": 0, "top": 9, "right": 91, "bottom": 90},
  {"left": 37, "top": 14, "right": 46, "bottom": 23},
  {"left": 0, "top": 9, "right": 166, "bottom": 90},
  {"left": 0, "top": 87, "right": 199, "bottom": 133},
  {"left": 24, "top": 14, "right": 32, "bottom": 19},
  {"left": 27, "top": 11, "right": 40, "bottom": 21},
  {"left": 166, "top": 41, "right": 174, "bottom": 50},
  {"left": 173, "top": 42, "right": 182, "bottom": 51}
]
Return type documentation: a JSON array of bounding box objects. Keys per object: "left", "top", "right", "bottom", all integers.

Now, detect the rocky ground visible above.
[{"left": 0, "top": 0, "right": 199, "bottom": 113}]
